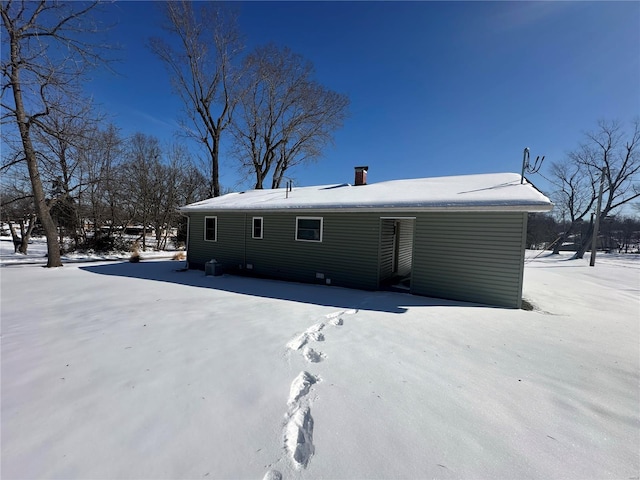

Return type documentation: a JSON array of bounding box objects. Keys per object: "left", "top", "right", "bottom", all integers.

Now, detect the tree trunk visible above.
[
  {"left": 19, "top": 235, "right": 29, "bottom": 254},
  {"left": 255, "top": 172, "right": 264, "bottom": 189},
  {"left": 9, "top": 215, "right": 36, "bottom": 254},
  {"left": 272, "top": 176, "right": 283, "bottom": 189},
  {"left": 20, "top": 215, "right": 36, "bottom": 254},
  {"left": 552, "top": 221, "right": 576, "bottom": 255},
  {"left": 551, "top": 236, "right": 564, "bottom": 254},
  {"left": 8, "top": 221, "right": 23, "bottom": 254},
  {"left": 7, "top": 25, "right": 62, "bottom": 267},
  {"left": 19, "top": 140, "right": 62, "bottom": 266},
  {"left": 212, "top": 137, "right": 221, "bottom": 197},
  {"left": 574, "top": 221, "right": 594, "bottom": 259}
]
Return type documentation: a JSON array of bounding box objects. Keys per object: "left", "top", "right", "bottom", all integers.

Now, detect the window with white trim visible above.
[
  {"left": 204, "top": 216, "right": 217, "bottom": 242},
  {"left": 252, "top": 217, "right": 263, "bottom": 239},
  {"left": 296, "top": 217, "right": 323, "bottom": 242}
]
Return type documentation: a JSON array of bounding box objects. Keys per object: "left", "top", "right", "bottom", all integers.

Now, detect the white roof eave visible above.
[
  {"left": 179, "top": 203, "right": 554, "bottom": 214},
  {"left": 179, "top": 173, "right": 554, "bottom": 214}
]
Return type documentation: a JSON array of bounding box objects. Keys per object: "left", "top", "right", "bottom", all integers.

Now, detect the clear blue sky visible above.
[{"left": 89, "top": 1, "right": 640, "bottom": 196}]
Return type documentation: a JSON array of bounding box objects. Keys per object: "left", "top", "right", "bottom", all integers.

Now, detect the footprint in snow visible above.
[
  {"left": 262, "top": 470, "right": 282, "bottom": 480},
  {"left": 288, "top": 371, "right": 319, "bottom": 406},
  {"left": 328, "top": 316, "right": 343, "bottom": 326},
  {"left": 326, "top": 309, "right": 357, "bottom": 325},
  {"left": 302, "top": 346, "right": 325, "bottom": 363},
  {"left": 285, "top": 406, "right": 314, "bottom": 469},
  {"left": 306, "top": 322, "right": 325, "bottom": 333},
  {"left": 286, "top": 323, "right": 325, "bottom": 351}
]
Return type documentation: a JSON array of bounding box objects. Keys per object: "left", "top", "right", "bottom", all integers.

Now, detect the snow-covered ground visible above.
[
  {"left": 0, "top": 237, "right": 179, "bottom": 265},
  {"left": 1, "top": 245, "right": 638, "bottom": 479}
]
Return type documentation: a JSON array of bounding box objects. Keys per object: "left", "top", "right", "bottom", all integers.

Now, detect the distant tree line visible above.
[
  {"left": 1, "top": 0, "right": 349, "bottom": 262},
  {"left": 527, "top": 212, "right": 640, "bottom": 254},
  {"left": 1, "top": 124, "right": 209, "bottom": 254}
]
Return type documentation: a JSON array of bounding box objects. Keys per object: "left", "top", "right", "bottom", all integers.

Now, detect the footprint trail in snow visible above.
[
  {"left": 267, "top": 308, "right": 358, "bottom": 473},
  {"left": 302, "top": 346, "right": 325, "bottom": 363},
  {"left": 288, "top": 371, "right": 318, "bottom": 406},
  {"left": 284, "top": 371, "right": 319, "bottom": 468},
  {"left": 286, "top": 322, "right": 325, "bottom": 352},
  {"left": 285, "top": 405, "right": 315, "bottom": 468}
]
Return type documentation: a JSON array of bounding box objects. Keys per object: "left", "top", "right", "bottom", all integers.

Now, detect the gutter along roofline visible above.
[{"left": 180, "top": 202, "right": 553, "bottom": 214}]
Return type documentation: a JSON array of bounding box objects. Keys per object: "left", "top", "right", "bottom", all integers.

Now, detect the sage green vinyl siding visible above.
[
  {"left": 411, "top": 212, "right": 527, "bottom": 308},
  {"left": 187, "top": 209, "right": 528, "bottom": 308},
  {"left": 188, "top": 212, "right": 245, "bottom": 268},
  {"left": 188, "top": 211, "right": 381, "bottom": 290}
]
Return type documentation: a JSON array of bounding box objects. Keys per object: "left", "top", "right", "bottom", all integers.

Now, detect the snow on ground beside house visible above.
[
  {"left": 0, "top": 237, "right": 179, "bottom": 265},
  {"left": 1, "top": 251, "right": 638, "bottom": 479}
]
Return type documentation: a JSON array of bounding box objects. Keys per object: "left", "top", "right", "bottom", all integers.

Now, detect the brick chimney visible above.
[{"left": 354, "top": 166, "right": 368, "bottom": 186}]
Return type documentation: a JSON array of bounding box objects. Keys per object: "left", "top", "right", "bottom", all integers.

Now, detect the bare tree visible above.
[
  {"left": 548, "top": 158, "right": 598, "bottom": 254},
  {"left": 149, "top": 0, "right": 242, "bottom": 198},
  {"left": 232, "top": 44, "right": 350, "bottom": 189},
  {"left": 174, "top": 159, "right": 210, "bottom": 248},
  {"left": 148, "top": 143, "right": 188, "bottom": 250},
  {"left": 0, "top": 135, "right": 35, "bottom": 253},
  {"left": 33, "top": 102, "right": 102, "bottom": 250},
  {"left": 0, "top": 183, "right": 36, "bottom": 254},
  {"left": 1, "top": 0, "right": 108, "bottom": 267},
  {"left": 572, "top": 120, "right": 640, "bottom": 258},
  {"left": 526, "top": 212, "right": 558, "bottom": 250},
  {"left": 550, "top": 119, "right": 640, "bottom": 258},
  {"left": 77, "top": 123, "right": 125, "bottom": 245},
  {"left": 121, "top": 133, "right": 162, "bottom": 252},
  {"left": 178, "top": 162, "right": 210, "bottom": 207}
]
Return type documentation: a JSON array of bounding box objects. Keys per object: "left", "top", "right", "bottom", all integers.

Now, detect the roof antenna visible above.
[{"left": 521, "top": 147, "right": 545, "bottom": 184}]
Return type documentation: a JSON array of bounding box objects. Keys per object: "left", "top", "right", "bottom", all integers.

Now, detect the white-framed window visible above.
[
  {"left": 295, "top": 217, "right": 323, "bottom": 242},
  {"left": 204, "top": 216, "right": 217, "bottom": 242},
  {"left": 252, "top": 217, "right": 263, "bottom": 239}
]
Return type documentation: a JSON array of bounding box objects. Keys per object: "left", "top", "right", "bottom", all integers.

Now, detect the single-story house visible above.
[{"left": 179, "top": 168, "right": 553, "bottom": 308}]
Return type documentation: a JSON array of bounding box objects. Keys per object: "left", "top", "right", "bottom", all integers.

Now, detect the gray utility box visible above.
[{"left": 205, "top": 259, "right": 223, "bottom": 276}]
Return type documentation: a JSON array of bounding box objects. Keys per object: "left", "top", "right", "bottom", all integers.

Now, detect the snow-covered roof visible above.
[{"left": 180, "top": 172, "right": 553, "bottom": 213}]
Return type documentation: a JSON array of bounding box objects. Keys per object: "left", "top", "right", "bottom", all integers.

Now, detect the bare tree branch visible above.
[
  {"left": 232, "top": 44, "right": 349, "bottom": 189},
  {"left": 149, "top": 0, "right": 243, "bottom": 197},
  {"left": 1, "top": 0, "right": 113, "bottom": 266},
  {"left": 550, "top": 118, "right": 640, "bottom": 258}
]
